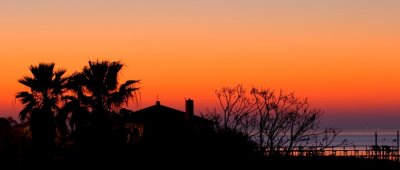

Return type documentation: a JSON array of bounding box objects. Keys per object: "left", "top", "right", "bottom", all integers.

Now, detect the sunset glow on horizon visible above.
[{"left": 1, "top": 0, "right": 399, "bottom": 129}]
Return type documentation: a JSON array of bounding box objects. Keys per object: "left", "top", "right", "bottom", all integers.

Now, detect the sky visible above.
[{"left": 0, "top": 0, "right": 399, "bottom": 129}]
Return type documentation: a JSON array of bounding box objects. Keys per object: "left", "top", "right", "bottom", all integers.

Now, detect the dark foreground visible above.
[
  {"left": 5, "top": 156, "right": 400, "bottom": 170},
  {"left": 264, "top": 157, "right": 400, "bottom": 170}
]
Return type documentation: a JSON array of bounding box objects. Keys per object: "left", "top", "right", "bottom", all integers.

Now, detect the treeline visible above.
[
  {"left": 11, "top": 60, "right": 140, "bottom": 163},
  {"left": 1, "top": 60, "right": 261, "bottom": 164},
  {"left": 0, "top": 60, "right": 346, "bottom": 165}
]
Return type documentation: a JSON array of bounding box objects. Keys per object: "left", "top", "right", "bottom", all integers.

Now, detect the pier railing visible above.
[{"left": 264, "top": 145, "right": 400, "bottom": 162}]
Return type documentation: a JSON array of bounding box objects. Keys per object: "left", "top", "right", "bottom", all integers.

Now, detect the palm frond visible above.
[
  {"left": 105, "top": 61, "right": 123, "bottom": 91},
  {"left": 109, "top": 79, "right": 140, "bottom": 107},
  {"left": 52, "top": 69, "right": 67, "bottom": 95},
  {"left": 85, "top": 61, "right": 108, "bottom": 96},
  {"left": 30, "top": 63, "right": 55, "bottom": 90},
  {"left": 19, "top": 102, "right": 35, "bottom": 122},
  {"left": 16, "top": 91, "right": 34, "bottom": 104}
]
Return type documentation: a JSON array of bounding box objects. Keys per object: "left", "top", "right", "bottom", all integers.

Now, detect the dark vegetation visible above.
[
  {"left": 204, "top": 84, "right": 346, "bottom": 155},
  {"left": 0, "top": 60, "right": 399, "bottom": 169}
]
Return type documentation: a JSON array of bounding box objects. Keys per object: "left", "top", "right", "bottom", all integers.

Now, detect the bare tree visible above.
[
  {"left": 316, "top": 128, "right": 347, "bottom": 150},
  {"left": 213, "top": 84, "right": 256, "bottom": 134},
  {"left": 250, "top": 87, "right": 277, "bottom": 153},
  {"left": 206, "top": 84, "right": 343, "bottom": 156},
  {"left": 284, "top": 98, "right": 322, "bottom": 154},
  {"left": 250, "top": 88, "right": 320, "bottom": 155}
]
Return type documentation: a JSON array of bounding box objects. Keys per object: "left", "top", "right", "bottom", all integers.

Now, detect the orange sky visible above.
[{"left": 1, "top": 1, "right": 399, "bottom": 128}]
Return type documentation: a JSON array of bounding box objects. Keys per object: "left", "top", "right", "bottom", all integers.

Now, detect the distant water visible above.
[{"left": 333, "top": 129, "right": 400, "bottom": 147}]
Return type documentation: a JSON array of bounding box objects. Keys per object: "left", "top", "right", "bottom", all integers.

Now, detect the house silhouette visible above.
[{"left": 124, "top": 99, "right": 214, "bottom": 145}]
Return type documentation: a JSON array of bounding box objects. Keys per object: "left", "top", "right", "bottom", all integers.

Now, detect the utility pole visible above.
[
  {"left": 397, "top": 131, "right": 399, "bottom": 151},
  {"left": 397, "top": 131, "right": 399, "bottom": 161}
]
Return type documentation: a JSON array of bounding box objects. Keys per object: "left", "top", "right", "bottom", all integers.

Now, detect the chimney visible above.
[{"left": 185, "top": 98, "right": 194, "bottom": 119}]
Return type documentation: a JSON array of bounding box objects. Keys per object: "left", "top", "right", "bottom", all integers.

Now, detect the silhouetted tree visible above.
[
  {"left": 60, "top": 96, "right": 91, "bottom": 144},
  {"left": 250, "top": 87, "right": 322, "bottom": 155},
  {"left": 61, "top": 60, "right": 140, "bottom": 159},
  {"left": 16, "top": 63, "right": 67, "bottom": 159},
  {"left": 207, "top": 85, "right": 342, "bottom": 156},
  {"left": 65, "top": 60, "right": 139, "bottom": 127},
  {"left": 315, "top": 128, "right": 345, "bottom": 151},
  {"left": 207, "top": 84, "right": 257, "bottom": 133}
]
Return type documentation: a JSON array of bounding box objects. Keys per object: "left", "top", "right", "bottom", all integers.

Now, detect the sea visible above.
[{"left": 332, "top": 129, "right": 400, "bottom": 147}]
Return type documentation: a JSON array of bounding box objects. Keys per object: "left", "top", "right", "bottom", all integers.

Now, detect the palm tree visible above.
[
  {"left": 16, "top": 63, "right": 67, "bottom": 157},
  {"left": 65, "top": 60, "right": 139, "bottom": 132},
  {"left": 62, "top": 60, "right": 139, "bottom": 158}
]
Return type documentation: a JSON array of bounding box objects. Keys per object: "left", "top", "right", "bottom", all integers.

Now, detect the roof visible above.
[
  {"left": 125, "top": 102, "right": 213, "bottom": 125},
  {"left": 129, "top": 103, "right": 186, "bottom": 123}
]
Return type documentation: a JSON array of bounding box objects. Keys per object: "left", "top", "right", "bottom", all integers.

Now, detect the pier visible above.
[{"left": 265, "top": 131, "right": 400, "bottom": 162}]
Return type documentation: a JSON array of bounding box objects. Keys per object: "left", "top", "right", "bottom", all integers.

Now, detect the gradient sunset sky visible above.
[{"left": 1, "top": 0, "right": 399, "bottom": 129}]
